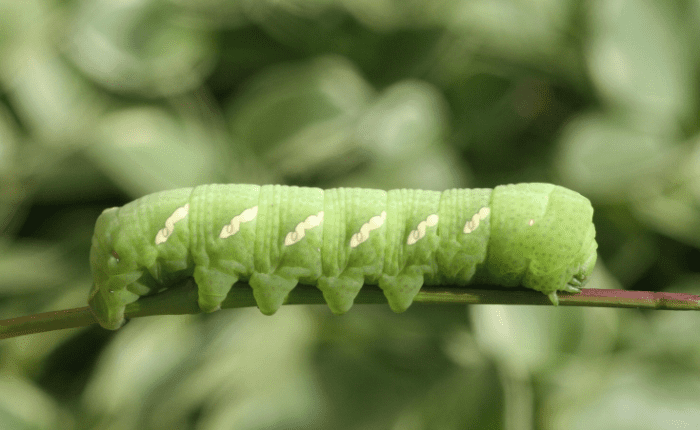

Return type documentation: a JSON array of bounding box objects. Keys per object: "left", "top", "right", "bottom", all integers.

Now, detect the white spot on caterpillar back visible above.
[
  {"left": 284, "top": 211, "right": 324, "bottom": 246},
  {"left": 350, "top": 211, "right": 387, "bottom": 248},
  {"left": 220, "top": 206, "right": 258, "bottom": 239},
  {"left": 155, "top": 204, "right": 190, "bottom": 245},
  {"left": 407, "top": 214, "right": 439, "bottom": 245},
  {"left": 463, "top": 207, "right": 490, "bottom": 234},
  {"left": 529, "top": 219, "right": 535, "bottom": 226}
]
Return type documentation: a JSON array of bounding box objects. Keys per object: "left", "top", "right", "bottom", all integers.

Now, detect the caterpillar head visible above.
[
  {"left": 544, "top": 222, "right": 597, "bottom": 305},
  {"left": 88, "top": 207, "right": 143, "bottom": 330},
  {"left": 569, "top": 218, "right": 598, "bottom": 285},
  {"left": 575, "top": 223, "right": 597, "bottom": 284},
  {"left": 487, "top": 183, "right": 598, "bottom": 304},
  {"left": 544, "top": 191, "right": 598, "bottom": 304}
]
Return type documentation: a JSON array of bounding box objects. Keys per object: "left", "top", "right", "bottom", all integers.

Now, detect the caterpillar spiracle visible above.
[{"left": 88, "top": 183, "right": 597, "bottom": 329}]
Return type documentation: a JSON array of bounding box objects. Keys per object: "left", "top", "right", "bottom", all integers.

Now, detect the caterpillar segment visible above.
[{"left": 89, "top": 183, "right": 597, "bottom": 329}]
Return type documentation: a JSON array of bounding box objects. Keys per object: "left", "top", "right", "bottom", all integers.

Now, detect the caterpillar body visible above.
[{"left": 89, "top": 183, "right": 597, "bottom": 330}]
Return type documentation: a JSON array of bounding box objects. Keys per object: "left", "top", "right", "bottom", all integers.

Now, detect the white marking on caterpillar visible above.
[
  {"left": 284, "top": 211, "right": 324, "bottom": 246},
  {"left": 219, "top": 206, "right": 258, "bottom": 239},
  {"left": 528, "top": 219, "right": 535, "bottom": 226},
  {"left": 463, "top": 207, "right": 490, "bottom": 234},
  {"left": 350, "top": 211, "right": 387, "bottom": 248},
  {"left": 155, "top": 204, "right": 190, "bottom": 245},
  {"left": 407, "top": 214, "right": 439, "bottom": 245}
]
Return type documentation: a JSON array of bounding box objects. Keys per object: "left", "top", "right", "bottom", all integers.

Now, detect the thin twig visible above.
[{"left": 1, "top": 280, "right": 699, "bottom": 339}]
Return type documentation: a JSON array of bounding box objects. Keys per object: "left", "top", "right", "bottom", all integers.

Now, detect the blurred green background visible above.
[{"left": 1, "top": 0, "right": 700, "bottom": 429}]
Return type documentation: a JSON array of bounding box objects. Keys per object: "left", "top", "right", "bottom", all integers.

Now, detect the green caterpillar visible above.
[{"left": 89, "top": 183, "right": 597, "bottom": 330}]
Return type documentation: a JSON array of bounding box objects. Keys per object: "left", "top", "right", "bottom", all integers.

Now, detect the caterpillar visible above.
[{"left": 89, "top": 183, "right": 597, "bottom": 330}]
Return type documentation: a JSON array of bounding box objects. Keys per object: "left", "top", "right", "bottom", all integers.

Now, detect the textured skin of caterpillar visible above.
[{"left": 89, "top": 183, "right": 597, "bottom": 330}]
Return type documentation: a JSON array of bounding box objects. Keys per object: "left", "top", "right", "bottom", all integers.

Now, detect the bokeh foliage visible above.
[{"left": 1, "top": 0, "right": 700, "bottom": 429}]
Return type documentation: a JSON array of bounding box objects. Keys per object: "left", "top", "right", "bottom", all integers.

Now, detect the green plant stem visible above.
[{"left": 2, "top": 280, "right": 699, "bottom": 339}]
